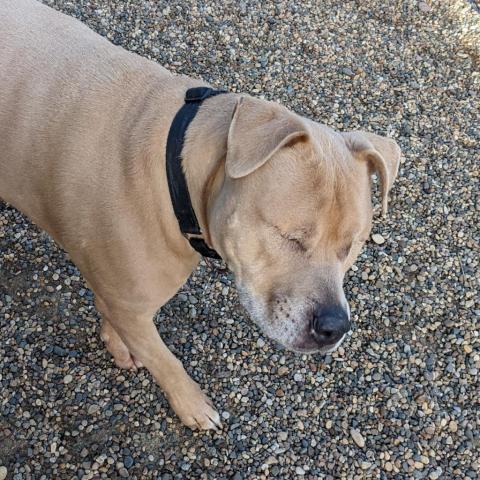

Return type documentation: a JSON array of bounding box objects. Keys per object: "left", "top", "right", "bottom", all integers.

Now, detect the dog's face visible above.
[{"left": 210, "top": 97, "right": 401, "bottom": 353}]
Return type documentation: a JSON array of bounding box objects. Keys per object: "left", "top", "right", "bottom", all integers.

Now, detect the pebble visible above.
[
  {"left": 118, "top": 467, "right": 129, "bottom": 478},
  {"left": 63, "top": 374, "right": 73, "bottom": 384},
  {"left": 418, "top": 1, "right": 432, "bottom": 12},
  {"left": 88, "top": 404, "right": 100, "bottom": 415},
  {"left": 429, "top": 468, "right": 443, "bottom": 480},
  {"left": 0, "top": 467, "right": 7, "bottom": 480},
  {"left": 371, "top": 233, "right": 386, "bottom": 245},
  {"left": 350, "top": 429, "right": 366, "bottom": 448}
]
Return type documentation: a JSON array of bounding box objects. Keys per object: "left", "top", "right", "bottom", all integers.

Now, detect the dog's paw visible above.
[{"left": 166, "top": 379, "right": 222, "bottom": 431}]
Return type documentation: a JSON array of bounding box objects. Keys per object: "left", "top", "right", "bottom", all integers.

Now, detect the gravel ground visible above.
[{"left": 1, "top": 0, "right": 479, "bottom": 479}]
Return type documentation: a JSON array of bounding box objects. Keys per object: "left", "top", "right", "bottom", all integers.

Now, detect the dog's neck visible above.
[{"left": 180, "top": 93, "right": 239, "bottom": 251}]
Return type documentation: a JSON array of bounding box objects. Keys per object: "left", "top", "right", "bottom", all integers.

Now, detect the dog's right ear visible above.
[
  {"left": 342, "top": 131, "right": 401, "bottom": 216},
  {"left": 225, "top": 96, "right": 308, "bottom": 179}
]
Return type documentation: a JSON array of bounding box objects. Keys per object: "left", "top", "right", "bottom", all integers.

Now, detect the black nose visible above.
[{"left": 312, "top": 305, "right": 351, "bottom": 347}]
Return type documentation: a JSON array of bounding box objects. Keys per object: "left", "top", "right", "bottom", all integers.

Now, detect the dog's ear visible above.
[
  {"left": 342, "top": 131, "right": 401, "bottom": 215},
  {"left": 226, "top": 96, "right": 308, "bottom": 179}
]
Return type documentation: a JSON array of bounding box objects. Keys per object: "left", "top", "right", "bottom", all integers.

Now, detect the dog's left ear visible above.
[
  {"left": 225, "top": 96, "right": 308, "bottom": 179},
  {"left": 342, "top": 131, "right": 401, "bottom": 215}
]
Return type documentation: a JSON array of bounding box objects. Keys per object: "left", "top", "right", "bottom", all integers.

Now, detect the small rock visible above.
[
  {"left": 118, "top": 467, "right": 129, "bottom": 478},
  {"left": 448, "top": 420, "right": 458, "bottom": 433},
  {"left": 371, "top": 233, "right": 385, "bottom": 245},
  {"left": 350, "top": 428, "right": 365, "bottom": 448},
  {"left": 278, "top": 431, "right": 288, "bottom": 441},
  {"left": 418, "top": 1, "right": 431, "bottom": 12},
  {"left": 295, "top": 466, "right": 305, "bottom": 475},
  {"left": 0, "top": 466, "right": 7, "bottom": 480},
  {"left": 88, "top": 404, "right": 100, "bottom": 415},
  {"left": 294, "top": 373, "right": 304, "bottom": 382},
  {"left": 278, "top": 366, "right": 289, "bottom": 375},
  {"left": 256, "top": 338, "right": 265, "bottom": 348},
  {"left": 53, "top": 346, "right": 67, "bottom": 357},
  {"left": 429, "top": 468, "right": 443, "bottom": 480},
  {"left": 63, "top": 374, "right": 73, "bottom": 384}
]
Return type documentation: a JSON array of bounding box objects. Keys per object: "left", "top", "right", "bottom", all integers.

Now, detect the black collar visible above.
[{"left": 166, "top": 87, "right": 227, "bottom": 259}]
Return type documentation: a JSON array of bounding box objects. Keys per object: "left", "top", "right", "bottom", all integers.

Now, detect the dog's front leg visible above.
[
  {"left": 97, "top": 302, "right": 222, "bottom": 431},
  {"left": 100, "top": 317, "right": 143, "bottom": 370}
]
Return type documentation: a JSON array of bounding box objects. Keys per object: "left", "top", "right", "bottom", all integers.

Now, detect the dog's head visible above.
[{"left": 210, "top": 96, "right": 401, "bottom": 353}]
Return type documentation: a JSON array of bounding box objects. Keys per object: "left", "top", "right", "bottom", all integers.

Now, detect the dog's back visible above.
[{"left": 0, "top": 0, "right": 173, "bottom": 229}]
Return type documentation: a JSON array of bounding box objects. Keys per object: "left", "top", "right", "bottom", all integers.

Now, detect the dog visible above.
[{"left": 0, "top": 0, "right": 401, "bottom": 430}]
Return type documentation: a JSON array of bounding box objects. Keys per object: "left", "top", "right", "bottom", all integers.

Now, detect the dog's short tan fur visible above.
[{"left": 0, "top": 0, "right": 401, "bottom": 429}]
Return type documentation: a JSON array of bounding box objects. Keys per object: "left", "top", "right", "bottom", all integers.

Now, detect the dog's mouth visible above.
[
  {"left": 256, "top": 330, "right": 347, "bottom": 355},
  {"left": 290, "top": 333, "right": 347, "bottom": 354}
]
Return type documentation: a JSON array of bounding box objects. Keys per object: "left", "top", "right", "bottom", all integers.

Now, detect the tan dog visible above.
[{"left": 0, "top": 0, "right": 401, "bottom": 430}]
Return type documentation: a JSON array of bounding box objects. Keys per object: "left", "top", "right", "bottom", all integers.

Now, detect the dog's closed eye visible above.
[
  {"left": 283, "top": 234, "right": 306, "bottom": 252},
  {"left": 271, "top": 225, "right": 307, "bottom": 253}
]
